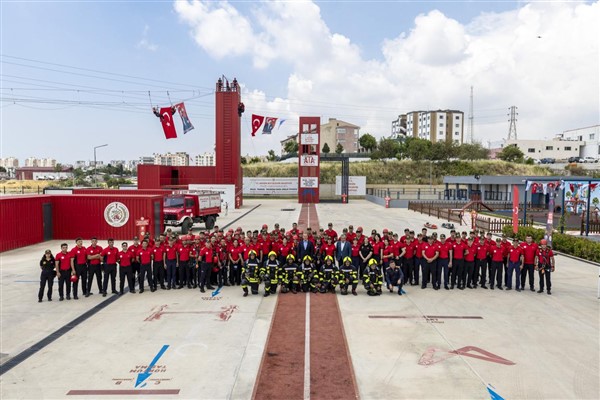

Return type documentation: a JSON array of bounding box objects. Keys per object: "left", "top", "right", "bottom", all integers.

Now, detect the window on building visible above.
[
  {"left": 455, "top": 116, "right": 460, "bottom": 120},
  {"left": 336, "top": 128, "right": 346, "bottom": 134},
  {"left": 565, "top": 146, "right": 572, "bottom": 151},
  {"left": 439, "top": 123, "right": 443, "bottom": 127},
  {"left": 440, "top": 115, "right": 444, "bottom": 119},
  {"left": 454, "top": 132, "right": 459, "bottom": 136},
  {"left": 590, "top": 134, "right": 595, "bottom": 140},
  {"left": 546, "top": 146, "right": 553, "bottom": 150},
  {"left": 528, "top": 148, "right": 535, "bottom": 153},
  {"left": 455, "top": 124, "right": 459, "bottom": 128}
]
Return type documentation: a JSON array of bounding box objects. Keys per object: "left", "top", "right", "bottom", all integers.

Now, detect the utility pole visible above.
[
  {"left": 468, "top": 86, "right": 474, "bottom": 143},
  {"left": 507, "top": 106, "right": 518, "bottom": 140},
  {"left": 93, "top": 144, "right": 108, "bottom": 186}
]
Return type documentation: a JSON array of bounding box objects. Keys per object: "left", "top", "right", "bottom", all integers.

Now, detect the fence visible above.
[
  {"left": 367, "top": 188, "right": 444, "bottom": 201},
  {"left": 474, "top": 216, "right": 533, "bottom": 233},
  {"left": 581, "top": 220, "right": 600, "bottom": 235},
  {"left": 407, "top": 200, "right": 515, "bottom": 212},
  {"left": 407, "top": 202, "right": 465, "bottom": 224}
]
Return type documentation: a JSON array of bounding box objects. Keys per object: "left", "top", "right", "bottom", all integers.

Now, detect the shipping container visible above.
[
  {"left": 51, "top": 195, "right": 164, "bottom": 241},
  {"left": 0, "top": 195, "right": 52, "bottom": 252},
  {"left": 72, "top": 189, "right": 171, "bottom": 196}
]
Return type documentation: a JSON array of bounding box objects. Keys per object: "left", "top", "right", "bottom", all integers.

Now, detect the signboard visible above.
[
  {"left": 188, "top": 184, "right": 234, "bottom": 210},
  {"left": 300, "top": 155, "right": 319, "bottom": 167},
  {"left": 300, "top": 133, "right": 319, "bottom": 145},
  {"left": 335, "top": 176, "right": 366, "bottom": 195},
  {"left": 300, "top": 177, "right": 319, "bottom": 188},
  {"left": 243, "top": 177, "right": 297, "bottom": 195}
]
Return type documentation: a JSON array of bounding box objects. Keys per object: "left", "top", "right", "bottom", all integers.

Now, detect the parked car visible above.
[
  {"left": 567, "top": 156, "right": 581, "bottom": 163},
  {"left": 582, "top": 156, "right": 597, "bottom": 163},
  {"left": 540, "top": 158, "right": 556, "bottom": 164}
]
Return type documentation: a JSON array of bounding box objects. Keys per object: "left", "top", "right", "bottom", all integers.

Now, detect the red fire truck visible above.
[{"left": 163, "top": 191, "right": 221, "bottom": 233}]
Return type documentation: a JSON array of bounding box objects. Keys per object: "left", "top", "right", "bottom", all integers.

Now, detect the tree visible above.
[
  {"left": 335, "top": 143, "right": 344, "bottom": 154},
  {"left": 498, "top": 145, "right": 524, "bottom": 163},
  {"left": 428, "top": 141, "right": 454, "bottom": 161},
  {"left": 240, "top": 157, "right": 248, "bottom": 165},
  {"left": 456, "top": 142, "right": 489, "bottom": 160},
  {"left": 374, "top": 138, "right": 401, "bottom": 159},
  {"left": 322, "top": 143, "right": 331, "bottom": 154},
  {"left": 53, "top": 163, "right": 63, "bottom": 172},
  {"left": 283, "top": 140, "right": 299, "bottom": 154},
  {"left": 0, "top": 166, "right": 6, "bottom": 173},
  {"left": 267, "top": 149, "right": 277, "bottom": 161},
  {"left": 405, "top": 138, "right": 432, "bottom": 162},
  {"left": 359, "top": 133, "right": 377, "bottom": 152}
]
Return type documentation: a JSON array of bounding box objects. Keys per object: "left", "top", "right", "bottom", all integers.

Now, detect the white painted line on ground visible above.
[{"left": 303, "top": 292, "right": 311, "bottom": 400}]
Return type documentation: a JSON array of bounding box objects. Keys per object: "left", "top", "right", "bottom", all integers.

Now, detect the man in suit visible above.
[
  {"left": 297, "top": 232, "right": 315, "bottom": 261},
  {"left": 335, "top": 234, "right": 351, "bottom": 266}
]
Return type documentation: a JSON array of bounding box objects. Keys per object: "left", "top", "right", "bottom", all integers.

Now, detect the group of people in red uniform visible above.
[{"left": 37, "top": 222, "right": 556, "bottom": 302}]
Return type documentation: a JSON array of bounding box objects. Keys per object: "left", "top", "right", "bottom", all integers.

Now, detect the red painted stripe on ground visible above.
[
  {"left": 309, "top": 294, "right": 359, "bottom": 400},
  {"left": 253, "top": 294, "right": 307, "bottom": 400},
  {"left": 369, "top": 315, "right": 483, "bottom": 320},
  {"left": 66, "top": 389, "right": 180, "bottom": 395}
]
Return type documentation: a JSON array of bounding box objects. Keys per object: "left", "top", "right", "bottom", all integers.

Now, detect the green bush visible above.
[{"left": 503, "top": 225, "right": 600, "bottom": 263}]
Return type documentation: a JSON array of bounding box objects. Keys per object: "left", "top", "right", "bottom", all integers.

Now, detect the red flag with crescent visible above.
[
  {"left": 512, "top": 185, "right": 519, "bottom": 234},
  {"left": 251, "top": 114, "right": 265, "bottom": 137},
  {"left": 160, "top": 107, "right": 177, "bottom": 139}
]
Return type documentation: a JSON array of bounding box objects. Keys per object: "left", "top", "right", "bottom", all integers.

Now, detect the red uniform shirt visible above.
[
  {"left": 324, "top": 229, "right": 338, "bottom": 240},
  {"left": 320, "top": 243, "right": 335, "bottom": 257},
  {"left": 437, "top": 242, "right": 452, "bottom": 259},
  {"left": 101, "top": 246, "right": 119, "bottom": 264},
  {"left": 199, "top": 247, "right": 214, "bottom": 263},
  {"left": 422, "top": 243, "right": 438, "bottom": 259},
  {"left": 86, "top": 245, "right": 103, "bottom": 265},
  {"left": 152, "top": 245, "right": 165, "bottom": 263},
  {"left": 137, "top": 248, "right": 153, "bottom": 264},
  {"left": 230, "top": 245, "right": 243, "bottom": 263},
  {"left": 475, "top": 243, "right": 489, "bottom": 260},
  {"left": 536, "top": 248, "right": 554, "bottom": 264},
  {"left": 490, "top": 246, "right": 505, "bottom": 262},
  {"left": 278, "top": 244, "right": 292, "bottom": 257},
  {"left": 70, "top": 246, "right": 88, "bottom": 264},
  {"left": 56, "top": 251, "right": 72, "bottom": 270},
  {"left": 404, "top": 242, "right": 416, "bottom": 258},
  {"left": 464, "top": 243, "right": 476, "bottom": 262},
  {"left": 520, "top": 242, "right": 539, "bottom": 264},
  {"left": 452, "top": 242, "right": 466, "bottom": 260},
  {"left": 508, "top": 246, "right": 523, "bottom": 263},
  {"left": 383, "top": 245, "right": 395, "bottom": 259},
  {"left": 118, "top": 250, "right": 133, "bottom": 267},
  {"left": 127, "top": 244, "right": 141, "bottom": 260},
  {"left": 346, "top": 232, "right": 356, "bottom": 243},
  {"left": 177, "top": 244, "right": 191, "bottom": 262},
  {"left": 165, "top": 244, "right": 178, "bottom": 261},
  {"left": 351, "top": 244, "right": 360, "bottom": 257},
  {"left": 371, "top": 241, "right": 384, "bottom": 258}
]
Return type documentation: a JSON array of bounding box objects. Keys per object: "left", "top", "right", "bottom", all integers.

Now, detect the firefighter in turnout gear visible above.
[
  {"left": 339, "top": 257, "right": 358, "bottom": 296},
  {"left": 280, "top": 254, "right": 299, "bottom": 294},
  {"left": 363, "top": 258, "right": 383, "bottom": 296},
  {"left": 261, "top": 251, "right": 280, "bottom": 297},
  {"left": 242, "top": 250, "right": 260, "bottom": 297},
  {"left": 300, "top": 256, "right": 318, "bottom": 293},
  {"left": 319, "top": 256, "right": 339, "bottom": 293}
]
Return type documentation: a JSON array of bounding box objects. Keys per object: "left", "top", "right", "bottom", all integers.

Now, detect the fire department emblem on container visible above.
[{"left": 104, "top": 202, "right": 130, "bottom": 227}]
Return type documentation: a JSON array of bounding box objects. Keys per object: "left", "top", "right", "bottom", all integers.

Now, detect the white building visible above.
[
  {"left": 393, "top": 110, "right": 464, "bottom": 144},
  {"left": 109, "top": 160, "right": 126, "bottom": 167},
  {"left": 75, "top": 160, "right": 87, "bottom": 169},
  {"left": 24, "top": 157, "right": 39, "bottom": 167},
  {"left": 154, "top": 152, "right": 190, "bottom": 166},
  {"left": 504, "top": 138, "right": 582, "bottom": 161},
  {"left": 138, "top": 156, "right": 154, "bottom": 165},
  {"left": 39, "top": 158, "right": 57, "bottom": 168},
  {"left": 127, "top": 160, "right": 139, "bottom": 171},
  {"left": 195, "top": 152, "right": 216, "bottom": 166},
  {"left": 0, "top": 157, "right": 19, "bottom": 168},
  {"left": 557, "top": 125, "right": 600, "bottom": 159}
]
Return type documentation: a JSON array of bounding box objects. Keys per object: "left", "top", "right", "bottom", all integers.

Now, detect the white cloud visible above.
[
  {"left": 137, "top": 25, "right": 158, "bottom": 51},
  {"left": 175, "top": 0, "right": 599, "bottom": 155}
]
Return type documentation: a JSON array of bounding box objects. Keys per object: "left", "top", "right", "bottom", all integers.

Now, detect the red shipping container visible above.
[
  {"left": 73, "top": 189, "right": 171, "bottom": 196},
  {"left": 0, "top": 195, "right": 51, "bottom": 252},
  {"left": 51, "top": 195, "right": 164, "bottom": 241}
]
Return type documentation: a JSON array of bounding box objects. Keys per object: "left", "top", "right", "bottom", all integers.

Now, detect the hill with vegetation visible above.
[{"left": 242, "top": 160, "right": 553, "bottom": 185}]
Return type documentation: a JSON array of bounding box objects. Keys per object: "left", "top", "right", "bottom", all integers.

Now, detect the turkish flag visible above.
[
  {"left": 251, "top": 114, "right": 265, "bottom": 137},
  {"left": 512, "top": 185, "right": 519, "bottom": 234},
  {"left": 160, "top": 107, "right": 177, "bottom": 139}
]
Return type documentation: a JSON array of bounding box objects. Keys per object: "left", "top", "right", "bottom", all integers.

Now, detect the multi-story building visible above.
[
  {"left": 320, "top": 118, "right": 360, "bottom": 153},
  {"left": 195, "top": 152, "right": 216, "bottom": 166},
  {"left": 154, "top": 152, "right": 190, "bottom": 166},
  {"left": 0, "top": 157, "right": 19, "bottom": 168},
  {"left": 109, "top": 160, "right": 126, "bottom": 167},
  {"left": 74, "top": 160, "right": 87, "bottom": 169},
  {"left": 280, "top": 134, "right": 298, "bottom": 155},
  {"left": 127, "top": 160, "right": 139, "bottom": 171},
  {"left": 392, "top": 110, "right": 464, "bottom": 144},
  {"left": 504, "top": 138, "right": 583, "bottom": 161},
  {"left": 39, "top": 158, "right": 57, "bottom": 168},
  {"left": 24, "top": 157, "right": 39, "bottom": 167},
  {"left": 138, "top": 156, "right": 155, "bottom": 165},
  {"left": 557, "top": 125, "right": 600, "bottom": 159}
]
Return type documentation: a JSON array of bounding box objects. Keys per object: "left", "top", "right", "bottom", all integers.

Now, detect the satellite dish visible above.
[{"left": 474, "top": 175, "right": 481, "bottom": 180}]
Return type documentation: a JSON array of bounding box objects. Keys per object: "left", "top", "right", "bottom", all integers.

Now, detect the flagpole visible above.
[
  {"left": 523, "top": 180, "right": 528, "bottom": 226},
  {"left": 586, "top": 180, "right": 592, "bottom": 236}
]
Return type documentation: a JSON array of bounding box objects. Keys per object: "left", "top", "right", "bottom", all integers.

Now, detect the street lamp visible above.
[{"left": 93, "top": 144, "right": 108, "bottom": 186}]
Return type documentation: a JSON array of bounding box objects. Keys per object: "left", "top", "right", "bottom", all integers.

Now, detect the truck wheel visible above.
[
  {"left": 181, "top": 219, "right": 192, "bottom": 234},
  {"left": 205, "top": 216, "right": 216, "bottom": 230}
]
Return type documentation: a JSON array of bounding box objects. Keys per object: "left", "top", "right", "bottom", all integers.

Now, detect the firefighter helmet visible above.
[
  {"left": 343, "top": 256, "right": 352, "bottom": 264},
  {"left": 286, "top": 254, "right": 295, "bottom": 261},
  {"left": 303, "top": 255, "right": 312, "bottom": 262},
  {"left": 368, "top": 258, "right": 378, "bottom": 266},
  {"left": 268, "top": 251, "right": 277, "bottom": 258},
  {"left": 324, "top": 255, "right": 334, "bottom": 263}
]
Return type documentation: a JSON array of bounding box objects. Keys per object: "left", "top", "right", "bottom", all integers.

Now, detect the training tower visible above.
[
  {"left": 298, "top": 117, "right": 321, "bottom": 203},
  {"left": 138, "top": 78, "right": 243, "bottom": 208}
]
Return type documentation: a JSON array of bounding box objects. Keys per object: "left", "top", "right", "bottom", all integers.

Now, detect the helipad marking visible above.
[
  {"left": 144, "top": 305, "right": 238, "bottom": 322},
  {"left": 67, "top": 389, "right": 180, "bottom": 395},
  {"left": 418, "top": 346, "right": 515, "bottom": 366}
]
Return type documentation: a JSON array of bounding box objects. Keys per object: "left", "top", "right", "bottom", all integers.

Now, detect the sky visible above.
[{"left": 1, "top": 0, "right": 598, "bottom": 165}]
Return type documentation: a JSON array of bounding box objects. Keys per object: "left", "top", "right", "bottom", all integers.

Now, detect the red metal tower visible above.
[{"left": 298, "top": 117, "right": 320, "bottom": 203}]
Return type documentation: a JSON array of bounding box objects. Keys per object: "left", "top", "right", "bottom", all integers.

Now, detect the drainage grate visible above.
[{"left": 281, "top": 208, "right": 296, "bottom": 211}]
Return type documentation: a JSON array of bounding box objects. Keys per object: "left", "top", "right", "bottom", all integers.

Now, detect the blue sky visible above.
[{"left": 1, "top": 1, "right": 598, "bottom": 165}]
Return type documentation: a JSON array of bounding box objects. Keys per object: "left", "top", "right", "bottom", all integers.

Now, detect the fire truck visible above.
[{"left": 163, "top": 191, "right": 221, "bottom": 233}]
